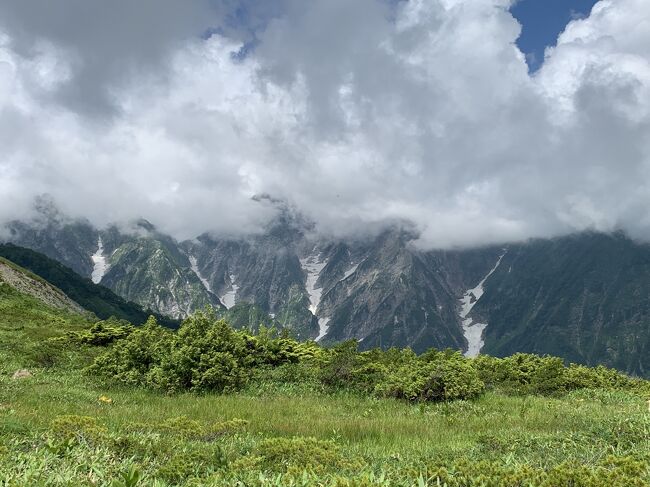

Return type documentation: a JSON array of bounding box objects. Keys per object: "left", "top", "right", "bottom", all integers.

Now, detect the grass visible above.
[{"left": 1, "top": 280, "right": 650, "bottom": 485}]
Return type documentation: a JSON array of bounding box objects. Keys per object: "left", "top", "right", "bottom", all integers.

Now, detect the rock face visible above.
[
  {"left": 474, "top": 232, "right": 650, "bottom": 376},
  {"left": 6, "top": 203, "right": 650, "bottom": 376},
  {"left": 12, "top": 369, "right": 33, "bottom": 380},
  {"left": 0, "top": 257, "right": 85, "bottom": 314},
  {"left": 183, "top": 217, "right": 318, "bottom": 340},
  {"left": 98, "top": 222, "right": 221, "bottom": 319}
]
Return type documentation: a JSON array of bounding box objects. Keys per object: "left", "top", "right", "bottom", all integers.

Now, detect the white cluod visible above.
[
  {"left": 189, "top": 256, "right": 213, "bottom": 293},
  {"left": 220, "top": 274, "right": 239, "bottom": 310},
  {"left": 91, "top": 237, "right": 109, "bottom": 284},
  {"left": 459, "top": 252, "right": 505, "bottom": 358},
  {"left": 299, "top": 250, "right": 329, "bottom": 341}
]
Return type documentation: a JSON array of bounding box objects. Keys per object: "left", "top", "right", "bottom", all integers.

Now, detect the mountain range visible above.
[{"left": 4, "top": 200, "right": 650, "bottom": 376}]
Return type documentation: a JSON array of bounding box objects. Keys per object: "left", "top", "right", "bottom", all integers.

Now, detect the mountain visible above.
[
  {"left": 5, "top": 202, "right": 650, "bottom": 376},
  {"left": 183, "top": 218, "right": 318, "bottom": 340},
  {"left": 474, "top": 232, "right": 650, "bottom": 375},
  {"left": 5, "top": 209, "right": 220, "bottom": 319},
  {"left": 0, "top": 243, "right": 179, "bottom": 327},
  {"left": 97, "top": 221, "right": 222, "bottom": 319}
]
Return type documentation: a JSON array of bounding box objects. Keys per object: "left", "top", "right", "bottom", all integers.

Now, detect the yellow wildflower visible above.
[{"left": 98, "top": 395, "right": 113, "bottom": 405}]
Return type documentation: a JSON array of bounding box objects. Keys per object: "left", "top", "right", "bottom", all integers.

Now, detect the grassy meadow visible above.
[{"left": 1, "top": 281, "right": 650, "bottom": 486}]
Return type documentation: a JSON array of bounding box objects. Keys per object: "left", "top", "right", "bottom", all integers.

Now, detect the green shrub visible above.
[
  {"left": 159, "top": 312, "right": 251, "bottom": 392},
  {"left": 319, "top": 342, "right": 392, "bottom": 393},
  {"left": 319, "top": 340, "right": 364, "bottom": 389},
  {"left": 49, "top": 415, "right": 107, "bottom": 446},
  {"left": 474, "top": 353, "right": 646, "bottom": 396},
  {"left": 376, "top": 351, "right": 484, "bottom": 402},
  {"left": 157, "top": 445, "right": 227, "bottom": 482},
  {"left": 237, "top": 437, "right": 361, "bottom": 474},
  {"left": 87, "top": 316, "right": 174, "bottom": 387},
  {"left": 91, "top": 311, "right": 325, "bottom": 394},
  {"left": 87, "top": 310, "right": 646, "bottom": 403},
  {"left": 70, "top": 319, "right": 134, "bottom": 346}
]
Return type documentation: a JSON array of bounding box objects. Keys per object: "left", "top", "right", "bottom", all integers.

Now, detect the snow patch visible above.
[
  {"left": 340, "top": 263, "right": 359, "bottom": 282},
  {"left": 299, "top": 251, "right": 328, "bottom": 314},
  {"left": 189, "top": 256, "right": 213, "bottom": 293},
  {"left": 316, "top": 317, "right": 330, "bottom": 342},
  {"left": 300, "top": 249, "right": 331, "bottom": 342},
  {"left": 221, "top": 274, "right": 238, "bottom": 309},
  {"left": 459, "top": 252, "right": 506, "bottom": 358},
  {"left": 91, "top": 237, "right": 108, "bottom": 284}
]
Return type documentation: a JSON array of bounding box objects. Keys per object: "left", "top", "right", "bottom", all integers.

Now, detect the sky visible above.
[
  {"left": 510, "top": 0, "right": 599, "bottom": 71},
  {"left": 0, "top": 0, "right": 649, "bottom": 249}
]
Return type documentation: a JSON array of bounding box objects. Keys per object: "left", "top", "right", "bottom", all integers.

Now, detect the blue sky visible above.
[{"left": 510, "top": 0, "right": 599, "bottom": 71}]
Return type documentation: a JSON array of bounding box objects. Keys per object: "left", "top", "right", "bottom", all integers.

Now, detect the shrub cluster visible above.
[
  {"left": 89, "top": 311, "right": 649, "bottom": 402},
  {"left": 89, "top": 312, "right": 324, "bottom": 393},
  {"left": 473, "top": 353, "right": 648, "bottom": 396},
  {"left": 64, "top": 319, "right": 135, "bottom": 346}
]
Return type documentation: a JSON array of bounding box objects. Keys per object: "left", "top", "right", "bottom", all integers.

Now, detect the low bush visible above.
[
  {"left": 474, "top": 353, "right": 647, "bottom": 396},
  {"left": 88, "top": 311, "right": 649, "bottom": 404},
  {"left": 235, "top": 436, "right": 362, "bottom": 475},
  {"left": 67, "top": 319, "right": 134, "bottom": 346},
  {"left": 376, "top": 351, "right": 485, "bottom": 402},
  {"left": 48, "top": 415, "right": 107, "bottom": 447}
]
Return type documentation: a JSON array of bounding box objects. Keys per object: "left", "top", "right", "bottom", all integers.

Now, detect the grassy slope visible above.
[{"left": 1, "top": 283, "right": 650, "bottom": 485}]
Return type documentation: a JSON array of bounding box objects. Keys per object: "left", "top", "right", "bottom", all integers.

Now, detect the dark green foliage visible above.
[
  {"left": 65, "top": 319, "right": 134, "bottom": 346},
  {"left": 161, "top": 313, "right": 252, "bottom": 392},
  {"left": 474, "top": 353, "right": 648, "bottom": 396},
  {"left": 0, "top": 243, "right": 179, "bottom": 327},
  {"left": 376, "top": 350, "right": 485, "bottom": 401},
  {"left": 88, "top": 316, "right": 175, "bottom": 387},
  {"left": 90, "top": 311, "right": 325, "bottom": 393},
  {"left": 319, "top": 340, "right": 367, "bottom": 389},
  {"left": 89, "top": 311, "right": 650, "bottom": 405}
]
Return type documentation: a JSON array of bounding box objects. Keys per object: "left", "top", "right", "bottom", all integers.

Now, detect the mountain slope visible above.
[
  {"left": 99, "top": 225, "right": 222, "bottom": 320},
  {"left": 0, "top": 256, "right": 85, "bottom": 314},
  {"left": 185, "top": 219, "right": 318, "bottom": 340},
  {"left": 0, "top": 244, "right": 179, "bottom": 327},
  {"left": 476, "top": 233, "right": 650, "bottom": 375}
]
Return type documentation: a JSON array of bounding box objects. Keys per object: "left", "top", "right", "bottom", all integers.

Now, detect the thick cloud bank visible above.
[{"left": 0, "top": 0, "right": 649, "bottom": 248}]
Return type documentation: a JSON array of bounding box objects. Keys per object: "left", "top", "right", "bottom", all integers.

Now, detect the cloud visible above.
[{"left": 0, "top": 0, "right": 649, "bottom": 248}]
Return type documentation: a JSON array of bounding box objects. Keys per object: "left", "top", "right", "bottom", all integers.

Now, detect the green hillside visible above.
[
  {"left": 0, "top": 243, "right": 179, "bottom": 328},
  {"left": 1, "top": 267, "right": 650, "bottom": 485}
]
